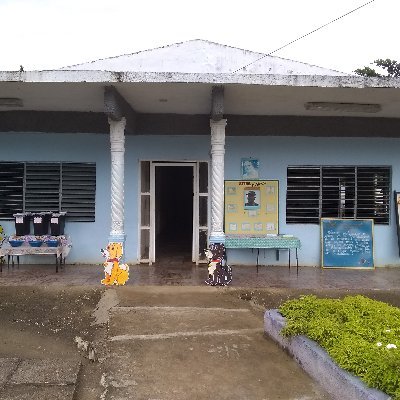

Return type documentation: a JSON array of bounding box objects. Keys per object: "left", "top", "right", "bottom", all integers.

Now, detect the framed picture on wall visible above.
[
  {"left": 241, "top": 158, "right": 259, "bottom": 179},
  {"left": 244, "top": 189, "right": 260, "bottom": 210}
]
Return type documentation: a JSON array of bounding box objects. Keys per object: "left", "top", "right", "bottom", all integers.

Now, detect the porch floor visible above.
[{"left": 0, "top": 262, "right": 399, "bottom": 290}]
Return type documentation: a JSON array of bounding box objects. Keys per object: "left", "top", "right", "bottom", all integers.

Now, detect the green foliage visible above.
[
  {"left": 355, "top": 59, "right": 400, "bottom": 78},
  {"left": 375, "top": 59, "right": 400, "bottom": 77},
  {"left": 354, "top": 66, "right": 382, "bottom": 77},
  {"left": 279, "top": 295, "right": 400, "bottom": 399}
]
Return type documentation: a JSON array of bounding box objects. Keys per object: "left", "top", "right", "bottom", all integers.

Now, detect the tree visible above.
[{"left": 354, "top": 59, "right": 400, "bottom": 78}]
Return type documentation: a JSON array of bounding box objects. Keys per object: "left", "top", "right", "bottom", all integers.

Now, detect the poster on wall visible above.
[
  {"left": 224, "top": 180, "right": 279, "bottom": 235},
  {"left": 241, "top": 158, "right": 259, "bottom": 179}
]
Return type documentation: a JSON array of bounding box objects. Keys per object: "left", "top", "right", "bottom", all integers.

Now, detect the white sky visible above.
[{"left": 0, "top": 0, "right": 397, "bottom": 74}]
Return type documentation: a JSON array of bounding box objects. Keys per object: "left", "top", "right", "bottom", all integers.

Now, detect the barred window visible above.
[
  {"left": 0, "top": 162, "right": 96, "bottom": 221},
  {"left": 286, "top": 166, "right": 391, "bottom": 224}
]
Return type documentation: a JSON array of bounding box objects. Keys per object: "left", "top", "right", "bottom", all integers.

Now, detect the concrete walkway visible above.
[
  {"left": 0, "top": 262, "right": 399, "bottom": 399},
  {"left": 100, "top": 286, "right": 331, "bottom": 400},
  {"left": 0, "top": 358, "right": 80, "bottom": 400}
]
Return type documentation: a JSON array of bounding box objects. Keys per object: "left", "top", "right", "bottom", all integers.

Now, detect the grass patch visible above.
[{"left": 279, "top": 295, "right": 400, "bottom": 399}]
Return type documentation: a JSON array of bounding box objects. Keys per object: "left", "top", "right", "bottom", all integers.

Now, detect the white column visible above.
[
  {"left": 210, "top": 119, "right": 227, "bottom": 243},
  {"left": 109, "top": 117, "right": 126, "bottom": 243}
]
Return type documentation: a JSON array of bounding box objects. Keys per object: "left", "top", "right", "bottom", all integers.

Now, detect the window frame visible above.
[
  {"left": 286, "top": 165, "right": 391, "bottom": 225},
  {"left": 0, "top": 161, "right": 96, "bottom": 222}
]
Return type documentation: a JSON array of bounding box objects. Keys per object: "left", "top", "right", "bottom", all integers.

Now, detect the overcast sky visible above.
[{"left": 0, "top": 0, "right": 397, "bottom": 74}]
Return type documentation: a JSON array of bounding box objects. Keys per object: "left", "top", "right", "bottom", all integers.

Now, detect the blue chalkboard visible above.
[{"left": 321, "top": 218, "right": 374, "bottom": 269}]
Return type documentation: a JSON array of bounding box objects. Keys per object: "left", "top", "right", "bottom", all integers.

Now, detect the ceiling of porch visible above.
[
  {"left": 1, "top": 79, "right": 400, "bottom": 118},
  {"left": 0, "top": 70, "right": 400, "bottom": 137}
]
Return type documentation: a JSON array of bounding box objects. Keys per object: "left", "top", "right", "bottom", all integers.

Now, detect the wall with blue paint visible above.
[
  {"left": 2, "top": 132, "right": 400, "bottom": 267},
  {"left": 0, "top": 132, "right": 210, "bottom": 264},
  {"left": 124, "top": 135, "right": 211, "bottom": 262},
  {"left": 1, "top": 132, "right": 110, "bottom": 264},
  {"left": 225, "top": 136, "right": 400, "bottom": 267}
]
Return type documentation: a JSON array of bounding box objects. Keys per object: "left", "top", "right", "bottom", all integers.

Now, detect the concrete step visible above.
[
  {"left": 101, "top": 287, "right": 331, "bottom": 400},
  {"left": 0, "top": 358, "right": 80, "bottom": 400},
  {"left": 115, "top": 286, "right": 247, "bottom": 308},
  {"left": 104, "top": 333, "right": 329, "bottom": 400},
  {"left": 108, "top": 306, "right": 260, "bottom": 338}
]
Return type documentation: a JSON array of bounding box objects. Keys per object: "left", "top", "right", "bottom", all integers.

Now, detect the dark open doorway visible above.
[{"left": 155, "top": 166, "right": 193, "bottom": 261}]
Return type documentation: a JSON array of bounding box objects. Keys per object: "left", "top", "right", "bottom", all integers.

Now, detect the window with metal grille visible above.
[
  {"left": 0, "top": 162, "right": 96, "bottom": 221},
  {"left": 0, "top": 162, "right": 24, "bottom": 218},
  {"left": 286, "top": 166, "right": 391, "bottom": 224}
]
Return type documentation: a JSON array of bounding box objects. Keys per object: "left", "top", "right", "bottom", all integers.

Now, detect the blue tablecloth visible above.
[{"left": 225, "top": 235, "right": 301, "bottom": 249}]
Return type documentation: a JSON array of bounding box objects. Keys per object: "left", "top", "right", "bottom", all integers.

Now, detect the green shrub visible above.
[{"left": 279, "top": 295, "right": 400, "bottom": 399}]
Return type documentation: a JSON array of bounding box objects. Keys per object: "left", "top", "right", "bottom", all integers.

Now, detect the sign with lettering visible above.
[
  {"left": 321, "top": 218, "right": 374, "bottom": 269},
  {"left": 224, "top": 180, "right": 279, "bottom": 235}
]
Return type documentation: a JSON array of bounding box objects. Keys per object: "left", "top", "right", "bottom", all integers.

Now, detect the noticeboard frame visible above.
[
  {"left": 321, "top": 218, "right": 375, "bottom": 269},
  {"left": 224, "top": 180, "right": 279, "bottom": 235}
]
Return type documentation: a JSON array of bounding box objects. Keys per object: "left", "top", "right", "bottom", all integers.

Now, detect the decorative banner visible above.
[
  {"left": 224, "top": 180, "right": 279, "bottom": 235},
  {"left": 100, "top": 242, "right": 129, "bottom": 285}
]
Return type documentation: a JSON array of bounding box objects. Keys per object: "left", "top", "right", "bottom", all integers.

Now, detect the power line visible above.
[{"left": 232, "top": 0, "right": 376, "bottom": 73}]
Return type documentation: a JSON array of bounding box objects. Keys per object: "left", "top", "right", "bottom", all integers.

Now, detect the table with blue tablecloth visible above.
[
  {"left": 0, "top": 236, "right": 72, "bottom": 273},
  {"left": 225, "top": 235, "right": 301, "bottom": 273}
]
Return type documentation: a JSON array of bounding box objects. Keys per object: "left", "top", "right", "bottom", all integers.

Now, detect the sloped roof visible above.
[{"left": 61, "top": 39, "right": 348, "bottom": 76}]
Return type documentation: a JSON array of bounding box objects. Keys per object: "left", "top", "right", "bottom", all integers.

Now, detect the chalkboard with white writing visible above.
[{"left": 321, "top": 218, "right": 374, "bottom": 269}]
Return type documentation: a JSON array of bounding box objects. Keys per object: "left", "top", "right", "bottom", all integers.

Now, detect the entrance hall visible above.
[{"left": 155, "top": 165, "right": 193, "bottom": 262}]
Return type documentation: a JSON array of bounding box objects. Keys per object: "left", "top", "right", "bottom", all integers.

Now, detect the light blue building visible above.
[{"left": 1, "top": 40, "right": 400, "bottom": 267}]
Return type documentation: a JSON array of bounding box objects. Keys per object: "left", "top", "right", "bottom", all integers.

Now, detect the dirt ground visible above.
[
  {"left": 3, "top": 286, "right": 398, "bottom": 359},
  {"left": 0, "top": 285, "right": 399, "bottom": 399}
]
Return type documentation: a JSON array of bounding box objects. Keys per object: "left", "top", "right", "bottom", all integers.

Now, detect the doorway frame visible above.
[
  {"left": 139, "top": 160, "right": 209, "bottom": 265},
  {"left": 150, "top": 162, "right": 197, "bottom": 263}
]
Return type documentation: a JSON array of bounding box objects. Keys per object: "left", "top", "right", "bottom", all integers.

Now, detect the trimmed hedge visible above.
[{"left": 279, "top": 295, "right": 400, "bottom": 399}]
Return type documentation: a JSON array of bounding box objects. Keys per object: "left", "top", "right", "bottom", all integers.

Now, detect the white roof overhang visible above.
[{"left": 0, "top": 70, "right": 400, "bottom": 118}]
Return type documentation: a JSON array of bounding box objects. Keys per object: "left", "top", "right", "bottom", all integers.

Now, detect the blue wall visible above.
[
  {"left": 226, "top": 136, "right": 400, "bottom": 267},
  {"left": 2, "top": 132, "right": 400, "bottom": 267},
  {"left": 1, "top": 133, "right": 210, "bottom": 264},
  {"left": 1, "top": 132, "right": 110, "bottom": 264}
]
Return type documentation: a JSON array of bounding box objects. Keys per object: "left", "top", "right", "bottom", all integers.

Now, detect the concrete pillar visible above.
[
  {"left": 108, "top": 117, "right": 126, "bottom": 243},
  {"left": 209, "top": 118, "right": 227, "bottom": 243}
]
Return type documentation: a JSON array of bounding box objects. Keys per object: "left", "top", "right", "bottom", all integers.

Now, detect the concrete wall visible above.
[{"left": 1, "top": 132, "right": 400, "bottom": 267}]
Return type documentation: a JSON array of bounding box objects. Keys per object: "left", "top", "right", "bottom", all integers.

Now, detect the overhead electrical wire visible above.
[{"left": 232, "top": 0, "right": 376, "bottom": 73}]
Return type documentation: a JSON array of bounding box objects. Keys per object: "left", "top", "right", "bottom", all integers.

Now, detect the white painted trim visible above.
[
  {"left": 150, "top": 162, "right": 156, "bottom": 264},
  {"left": 138, "top": 160, "right": 152, "bottom": 263},
  {"left": 139, "top": 159, "right": 210, "bottom": 265},
  {"left": 193, "top": 163, "right": 199, "bottom": 263},
  {"left": 137, "top": 160, "right": 142, "bottom": 262},
  {"left": 5, "top": 71, "right": 396, "bottom": 91}
]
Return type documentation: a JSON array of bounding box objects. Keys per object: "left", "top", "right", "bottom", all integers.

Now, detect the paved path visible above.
[
  {"left": 1, "top": 262, "right": 399, "bottom": 399},
  {"left": 0, "top": 358, "right": 80, "bottom": 400},
  {"left": 100, "top": 286, "right": 331, "bottom": 400}
]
